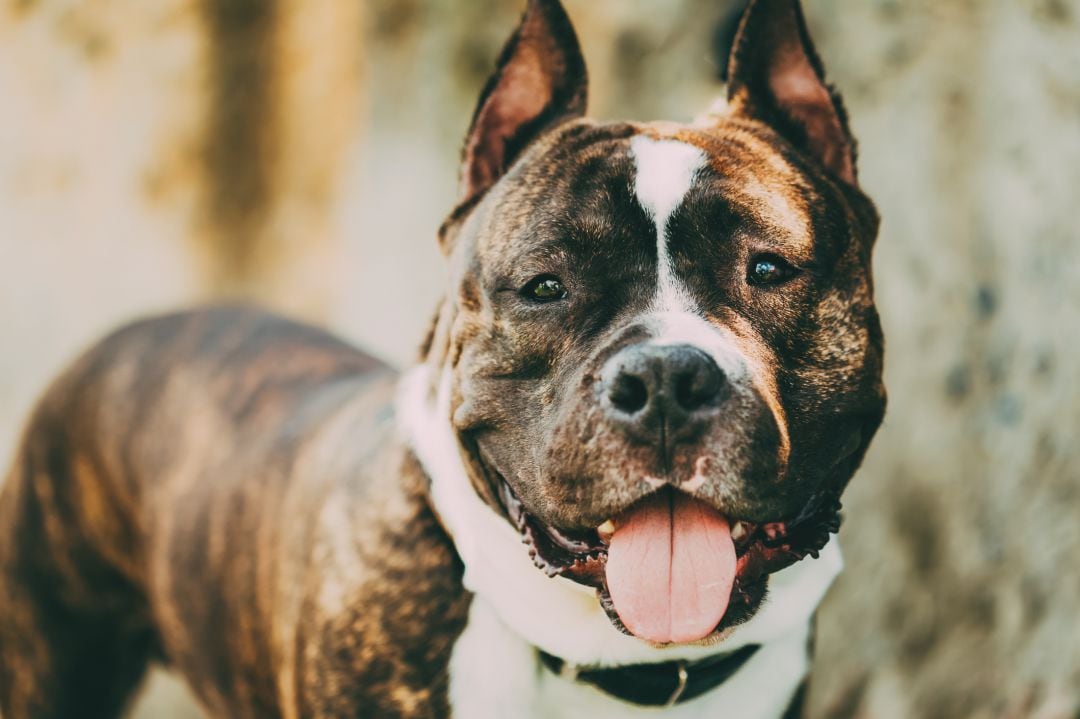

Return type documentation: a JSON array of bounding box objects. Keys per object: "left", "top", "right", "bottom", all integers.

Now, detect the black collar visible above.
[{"left": 538, "top": 643, "right": 761, "bottom": 707}]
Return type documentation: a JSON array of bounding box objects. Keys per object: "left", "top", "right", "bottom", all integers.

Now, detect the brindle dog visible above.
[{"left": 0, "top": 1, "right": 885, "bottom": 717}]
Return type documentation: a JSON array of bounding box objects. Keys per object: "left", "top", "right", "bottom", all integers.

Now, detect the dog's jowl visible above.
[{"left": 0, "top": 1, "right": 885, "bottom": 717}]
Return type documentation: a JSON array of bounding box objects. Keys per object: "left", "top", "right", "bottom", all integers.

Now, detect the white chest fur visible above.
[
  {"left": 396, "top": 366, "right": 842, "bottom": 718},
  {"left": 448, "top": 596, "right": 814, "bottom": 719}
]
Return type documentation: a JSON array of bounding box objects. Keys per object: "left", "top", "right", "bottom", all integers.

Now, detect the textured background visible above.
[{"left": 1, "top": 0, "right": 1078, "bottom": 716}]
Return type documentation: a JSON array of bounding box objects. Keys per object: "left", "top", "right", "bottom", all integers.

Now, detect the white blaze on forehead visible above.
[
  {"left": 630, "top": 136, "right": 742, "bottom": 374},
  {"left": 630, "top": 136, "right": 705, "bottom": 222},
  {"left": 630, "top": 136, "right": 707, "bottom": 313}
]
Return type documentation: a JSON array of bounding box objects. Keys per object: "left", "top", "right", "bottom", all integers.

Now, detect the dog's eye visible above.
[
  {"left": 747, "top": 254, "right": 798, "bottom": 286},
  {"left": 521, "top": 275, "right": 568, "bottom": 303}
]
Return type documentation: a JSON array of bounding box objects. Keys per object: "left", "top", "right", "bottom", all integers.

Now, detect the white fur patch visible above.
[
  {"left": 396, "top": 366, "right": 843, "bottom": 717},
  {"left": 630, "top": 136, "right": 707, "bottom": 314},
  {"left": 629, "top": 137, "right": 750, "bottom": 382},
  {"left": 448, "top": 593, "right": 814, "bottom": 719}
]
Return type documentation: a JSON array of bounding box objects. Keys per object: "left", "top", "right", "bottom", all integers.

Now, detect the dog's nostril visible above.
[
  {"left": 608, "top": 373, "right": 649, "bottom": 414},
  {"left": 675, "top": 365, "right": 722, "bottom": 411}
]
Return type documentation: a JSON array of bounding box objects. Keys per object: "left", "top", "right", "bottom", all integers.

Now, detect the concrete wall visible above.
[{"left": 1, "top": 0, "right": 1077, "bottom": 716}]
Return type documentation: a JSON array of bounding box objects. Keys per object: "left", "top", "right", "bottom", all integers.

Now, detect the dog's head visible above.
[{"left": 424, "top": 0, "right": 885, "bottom": 645}]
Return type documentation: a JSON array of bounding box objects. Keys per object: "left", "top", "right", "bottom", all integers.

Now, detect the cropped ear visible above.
[
  {"left": 726, "top": 0, "right": 857, "bottom": 185},
  {"left": 458, "top": 0, "right": 587, "bottom": 208}
]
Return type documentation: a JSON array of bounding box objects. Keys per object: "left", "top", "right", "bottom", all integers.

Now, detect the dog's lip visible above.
[
  {"left": 498, "top": 479, "right": 606, "bottom": 569},
  {"left": 496, "top": 477, "right": 796, "bottom": 640},
  {"left": 496, "top": 475, "right": 836, "bottom": 573},
  {"left": 480, "top": 446, "right": 843, "bottom": 641},
  {"left": 497, "top": 477, "right": 786, "bottom": 564}
]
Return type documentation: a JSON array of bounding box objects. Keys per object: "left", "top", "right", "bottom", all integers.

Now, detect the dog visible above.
[{"left": 0, "top": 0, "right": 885, "bottom": 716}]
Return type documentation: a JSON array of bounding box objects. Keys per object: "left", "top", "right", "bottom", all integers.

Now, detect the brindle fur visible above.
[
  {"left": 0, "top": 307, "right": 470, "bottom": 718},
  {"left": 0, "top": 0, "right": 884, "bottom": 717}
]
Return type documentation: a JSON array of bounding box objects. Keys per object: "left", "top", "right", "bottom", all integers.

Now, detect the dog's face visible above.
[{"left": 430, "top": 0, "right": 885, "bottom": 645}]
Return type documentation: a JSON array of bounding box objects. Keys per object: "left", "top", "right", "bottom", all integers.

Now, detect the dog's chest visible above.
[{"left": 446, "top": 596, "right": 811, "bottom": 719}]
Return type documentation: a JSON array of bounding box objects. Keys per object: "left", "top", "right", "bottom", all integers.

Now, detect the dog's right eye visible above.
[{"left": 520, "top": 275, "right": 568, "bottom": 303}]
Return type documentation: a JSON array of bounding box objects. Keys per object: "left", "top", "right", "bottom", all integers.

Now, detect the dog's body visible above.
[
  {"left": 0, "top": 1, "right": 885, "bottom": 717},
  {"left": 0, "top": 307, "right": 832, "bottom": 718},
  {"left": 0, "top": 309, "right": 465, "bottom": 718}
]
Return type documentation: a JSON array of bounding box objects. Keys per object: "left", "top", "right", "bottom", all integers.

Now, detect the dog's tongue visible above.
[{"left": 605, "top": 491, "right": 736, "bottom": 644}]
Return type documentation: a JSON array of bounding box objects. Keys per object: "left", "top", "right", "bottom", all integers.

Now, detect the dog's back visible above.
[{"left": 0, "top": 306, "right": 467, "bottom": 718}]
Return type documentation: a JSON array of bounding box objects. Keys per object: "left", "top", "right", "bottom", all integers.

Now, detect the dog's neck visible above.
[{"left": 395, "top": 364, "right": 843, "bottom": 670}]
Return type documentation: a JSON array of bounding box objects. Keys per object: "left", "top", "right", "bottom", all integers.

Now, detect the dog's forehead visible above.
[{"left": 478, "top": 119, "right": 817, "bottom": 260}]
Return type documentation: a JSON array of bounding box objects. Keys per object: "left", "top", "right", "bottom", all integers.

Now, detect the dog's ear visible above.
[
  {"left": 725, "top": 0, "right": 856, "bottom": 185},
  {"left": 457, "top": 0, "right": 587, "bottom": 209}
]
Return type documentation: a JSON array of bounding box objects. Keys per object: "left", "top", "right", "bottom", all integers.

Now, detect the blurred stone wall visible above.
[{"left": 1, "top": 0, "right": 1078, "bottom": 717}]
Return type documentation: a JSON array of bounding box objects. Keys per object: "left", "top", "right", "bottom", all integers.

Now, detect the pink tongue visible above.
[{"left": 605, "top": 491, "right": 736, "bottom": 644}]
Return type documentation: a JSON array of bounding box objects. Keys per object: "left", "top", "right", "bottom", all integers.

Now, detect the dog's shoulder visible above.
[{"left": 29, "top": 304, "right": 389, "bottom": 464}]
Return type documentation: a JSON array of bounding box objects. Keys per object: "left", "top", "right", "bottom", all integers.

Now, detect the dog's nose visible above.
[{"left": 601, "top": 344, "right": 726, "bottom": 442}]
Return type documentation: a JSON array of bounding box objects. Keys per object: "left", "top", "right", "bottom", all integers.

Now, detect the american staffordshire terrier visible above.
[{"left": 0, "top": 0, "right": 885, "bottom": 716}]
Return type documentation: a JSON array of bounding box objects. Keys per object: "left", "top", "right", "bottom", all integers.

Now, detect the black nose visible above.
[{"left": 601, "top": 343, "right": 726, "bottom": 441}]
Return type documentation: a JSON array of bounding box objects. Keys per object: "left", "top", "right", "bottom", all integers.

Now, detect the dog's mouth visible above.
[{"left": 496, "top": 478, "right": 841, "bottom": 646}]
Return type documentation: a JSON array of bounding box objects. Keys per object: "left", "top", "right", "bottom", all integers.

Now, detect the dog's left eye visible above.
[
  {"left": 521, "top": 275, "right": 568, "bottom": 303},
  {"left": 747, "top": 254, "right": 798, "bottom": 286}
]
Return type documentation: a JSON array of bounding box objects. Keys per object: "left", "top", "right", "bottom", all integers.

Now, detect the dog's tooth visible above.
[
  {"left": 597, "top": 520, "right": 616, "bottom": 542},
  {"left": 763, "top": 522, "right": 785, "bottom": 540},
  {"left": 730, "top": 522, "right": 747, "bottom": 542}
]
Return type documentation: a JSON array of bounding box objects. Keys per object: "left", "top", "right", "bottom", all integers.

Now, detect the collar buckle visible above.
[
  {"left": 558, "top": 660, "right": 580, "bottom": 682},
  {"left": 664, "top": 661, "right": 690, "bottom": 707}
]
